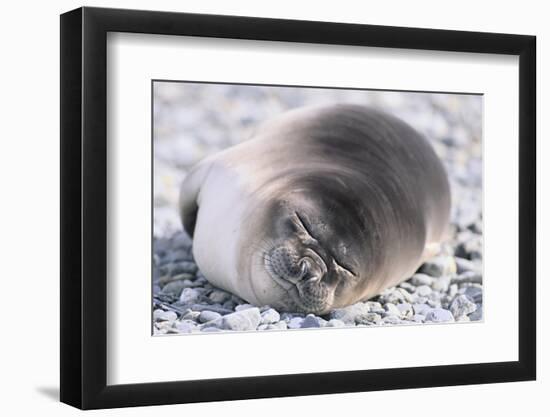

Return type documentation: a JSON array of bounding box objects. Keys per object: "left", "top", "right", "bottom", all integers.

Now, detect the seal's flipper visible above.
[{"left": 179, "top": 157, "right": 214, "bottom": 238}]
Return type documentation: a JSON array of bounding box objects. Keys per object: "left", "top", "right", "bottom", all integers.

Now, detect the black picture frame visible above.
[{"left": 60, "top": 6, "right": 536, "bottom": 410}]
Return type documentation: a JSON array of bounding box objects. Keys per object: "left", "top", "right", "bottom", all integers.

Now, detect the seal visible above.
[{"left": 179, "top": 104, "right": 451, "bottom": 314}]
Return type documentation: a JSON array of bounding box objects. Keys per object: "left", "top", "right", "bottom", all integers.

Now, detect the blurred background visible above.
[{"left": 153, "top": 82, "right": 482, "bottom": 239}]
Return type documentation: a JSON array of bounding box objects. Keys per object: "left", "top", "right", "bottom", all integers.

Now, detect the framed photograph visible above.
[{"left": 60, "top": 6, "right": 536, "bottom": 409}]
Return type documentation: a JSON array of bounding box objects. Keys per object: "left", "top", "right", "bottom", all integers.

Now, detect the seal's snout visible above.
[{"left": 265, "top": 246, "right": 305, "bottom": 283}]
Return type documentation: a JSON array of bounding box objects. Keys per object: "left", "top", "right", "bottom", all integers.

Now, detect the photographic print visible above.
[{"left": 152, "top": 81, "right": 483, "bottom": 335}]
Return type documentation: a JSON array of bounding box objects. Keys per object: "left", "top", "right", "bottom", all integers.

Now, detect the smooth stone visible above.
[
  {"left": 158, "top": 273, "right": 193, "bottom": 287},
  {"left": 175, "top": 320, "right": 197, "bottom": 333},
  {"left": 179, "top": 288, "right": 201, "bottom": 304},
  {"left": 454, "top": 257, "right": 479, "bottom": 274},
  {"left": 288, "top": 317, "right": 304, "bottom": 329},
  {"left": 419, "top": 255, "right": 457, "bottom": 277},
  {"left": 266, "top": 321, "right": 288, "bottom": 330},
  {"left": 280, "top": 312, "right": 304, "bottom": 322},
  {"left": 452, "top": 271, "right": 483, "bottom": 285},
  {"left": 412, "top": 314, "right": 425, "bottom": 323},
  {"left": 431, "top": 276, "right": 452, "bottom": 292},
  {"left": 235, "top": 303, "right": 255, "bottom": 312},
  {"left": 379, "top": 287, "right": 413, "bottom": 304},
  {"left": 384, "top": 303, "right": 400, "bottom": 316},
  {"left": 382, "top": 315, "right": 401, "bottom": 325},
  {"left": 301, "top": 314, "right": 322, "bottom": 328},
  {"left": 171, "top": 232, "right": 193, "bottom": 249},
  {"left": 198, "top": 310, "right": 222, "bottom": 323},
  {"left": 469, "top": 305, "right": 483, "bottom": 321},
  {"left": 222, "top": 300, "right": 237, "bottom": 310},
  {"left": 219, "top": 308, "right": 261, "bottom": 331},
  {"left": 330, "top": 302, "right": 370, "bottom": 324},
  {"left": 412, "top": 295, "right": 429, "bottom": 305},
  {"left": 325, "top": 319, "right": 346, "bottom": 328},
  {"left": 448, "top": 284, "right": 458, "bottom": 298},
  {"left": 260, "top": 308, "right": 281, "bottom": 325},
  {"left": 209, "top": 290, "right": 230, "bottom": 304},
  {"left": 415, "top": 285, "right": 432, "bottom": 297},
  {"left": 189, "top": 304, "right": 233, "bottom": 315},
  {"left": 427, "top": 299, "right": 442, "bottom": 308},
  {"left": 356, "top": 312, "right": 381, "bottom": 324},
  {"left": 450, "top": 294, "right": 478, "bottom": 320},
  {"left": 461, "top": 286, "right": 483, "bottom": 303},
  {"left": 160, "top": 280, "right": 187, "bottom": 297},
  {"left": 399, "top": 282, "right": 417, "bottom": 292},
  {"left": 396, "top": 303, "right": 414, "bottom": 318},
  {"left": 365, "top": 301, "right": 385, "bottom": 315},
  {"left": 410, "top": 273, "right": 435, "bottom": 287},
  {"left": 412, "top": 303, "right": 431, "bottom": 316},
  {"left": 153, "top": 309, "right": 165, "bottom": 321},
  {"left": 170, "top": 261, "right": 198, "bottom": 276},
  {"left": 169, "top": 249, "right": 192, "bottom": 263},
  {"left": 158, "top": 310, "right": 178, "bottom": 322},
  {"left": 182, "top": 310, "right": 201, "bottom": 320},
  {"left": 425, "top": 308, "right": 455, "bottom": 323}
]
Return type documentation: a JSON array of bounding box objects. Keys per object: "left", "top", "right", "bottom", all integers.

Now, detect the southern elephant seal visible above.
[{"left": 179, "top": 104, "right": 451, "bottom": 314}]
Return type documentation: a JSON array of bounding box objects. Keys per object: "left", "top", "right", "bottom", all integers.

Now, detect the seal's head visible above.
[{"left": 243, "top": 176, "right": 376, "bottom": 315}]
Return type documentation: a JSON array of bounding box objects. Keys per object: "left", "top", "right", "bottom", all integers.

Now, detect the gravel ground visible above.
[{"left": 152, "top": 82, "right": 483, "bottom": 335}]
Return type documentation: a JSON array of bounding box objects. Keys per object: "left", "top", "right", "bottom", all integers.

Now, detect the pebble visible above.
[
  {"left": 396, "top": 303, "right": 414, "bottom": 318},
  {"left": 469, "top": 305, "right": 483, "bottom": 321},
  {"left": 209, "top": 290, "right": 230, "bottom": 304},
  {"left": 175, "top": 320, "right": 197, "bottom": 333},
  {"left": 288, "top": 317, "right": 304, "bottom": 329},
  {"left": 461, "top": 286, "right": 483, "bottom": 303},
  {"left": 171, "top": 261, "right": 198, "bottom": 275},
  {"left": 261, "top": 308, "right": 281, "bottom": 325},
  {"left": 413, "top": 303, "right": 431, "bottom": 316},
  {"left": 198, "top": 310, "right": 222, "bottom": 323},
  {"left": 425, "top": 308, "right": 454, "bottom": 323},
  {"left": 301, "top": 314, "right": 322, "bottom": 328},
  {"left": 156, "top": 310, "right": 177, "bottom": 322},
  {"left": 399, "top": 282, "right": 417, "bottom": 292},
  {"left": 181, "top": 310, "right": 201, "bottom": 320},
  {"left": 412, "top": 314, "right": 425, "bottom": 323},
  {"left": 366, "top": 301, "right": 385, "bottom": 315},
  {"left": 449, "top": 295, "right": 477, "bottom": 319},
  {"left": 356, "top": 312, "right": 381, "bottom": 324},
  {"left": 410, "top": 273, "right": 435, "bottom": 287},
  {"left": 448, "top": 284, "right": 458, "bottom": 298},
  {"left": 454, "top": 257, "right": 479, "bottom": 274},
  {"left": 235, "top": 303, "right": 255, "bottom": 312},
  {"left": 379, "top": 287, "right": 413, "bottom": 304},
  {"left": 419, "top": 255, "right": 456, "bottom": 277},
  {"left": 452, "top": 271, "right": 483, "bottom": 285},
  {"left": 179, "top": 288, "right": 201, "bottom": 304},
  {"left": 267, "top": 321, "right": 288, "bottom": 330},
  {"left": 325, "top": 319, "right": 346, "bottom": 327},
  {"left": 384, "top": 303, "right": 400, "bottom": 316},
  {"left": 330, "top": 302, "right": 370, "bottom": 324},
  {"left": 383, "top": 315, "right": 401, "bottom": 325},
  {"left": 415, "top": 285, "right": 432, "bottom": 297},
  {"left": 188, "top": 304, "right": 233, "bottom": 315},
  {"left": 431, "top": 276, "right": 451, "bottom": 292},
  {"left": 220, "top": 308, "right": 261, "bottom": 331},
  {"left": 161, "top": 280, "right": 187, "bottom": 297}
]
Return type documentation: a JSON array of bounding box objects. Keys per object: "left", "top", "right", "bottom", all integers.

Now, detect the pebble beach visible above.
[{"left": 152, "top": 83, "right": 483, "bottom": 335}]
